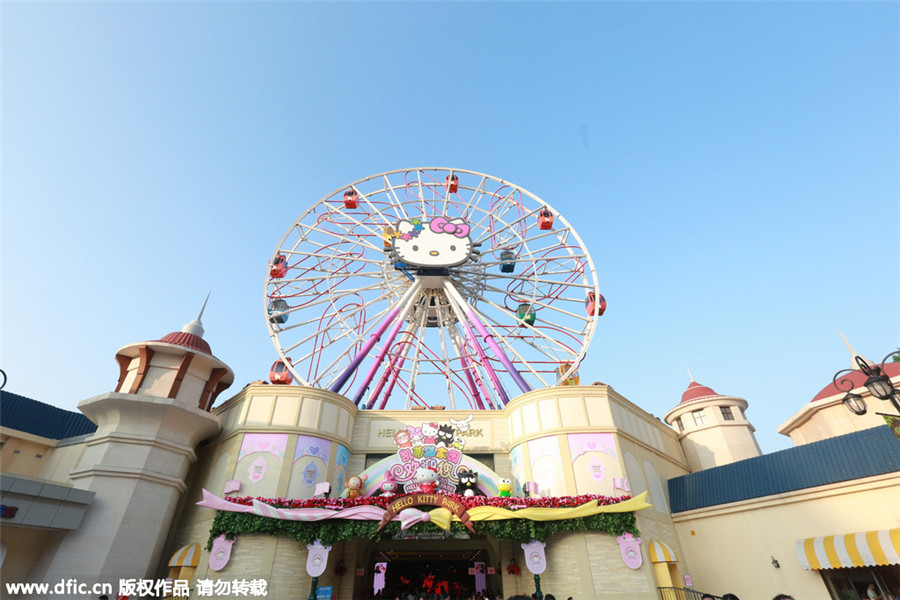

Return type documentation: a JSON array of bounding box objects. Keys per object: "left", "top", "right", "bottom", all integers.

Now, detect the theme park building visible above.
[
  {"left": 2, "top": 169, "right": 898, "bottom": 599},
  {"left": 1, "top": 316, "right": 898, "bottom": 600}
]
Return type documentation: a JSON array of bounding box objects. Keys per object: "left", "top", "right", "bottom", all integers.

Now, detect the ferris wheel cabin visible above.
[
  {"left": 586, "top": 291, "right": 607, "bottom": 317},
  {"left": 499, "top": 250, "right": 516, "bottom": 273},
  {"left": 343, "top": 189, "right": 359, "bottom": 209},
  {"left": 538, "top": 207, "right": 554, "bottom": 230},
  {"left": 269, "top": 359, "right": 294, "bottom": 385},
  {"left": 269, "top": 254, "right": 288, "bottom": 279}
]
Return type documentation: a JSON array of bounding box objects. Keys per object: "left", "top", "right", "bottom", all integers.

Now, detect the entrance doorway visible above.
[{"left": 355, "top": 538, "right": 500, "bottom": 600}]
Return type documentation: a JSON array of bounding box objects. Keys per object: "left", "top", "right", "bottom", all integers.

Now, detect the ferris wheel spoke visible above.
[
  {"left": 512, "top": 227, "right": 573, "bottom": 249},
  {"left": 470, "top": 187, "right": 517, "bottom": 234},
  {"left": 299, "top": 299, "right": 398, "bottom": 361},
  {"left": 374, "top": 323, "right": 418, "bottom": 409},
  {"left": 326, "top": 281, "right": 423, "bottom": 393},
  {"left": 443, "top": 280, "right": 529, "bottom": 396},
  {"left": 278, "top": 296, "right": 394, "bottom": 350},
  {"left": 403, "top": 307, "right": 429, "bottom": 409},
  {"left": 280, "top": 270, "right": 390, "bottom": 284},
  {"left": 470, "top": 271, "right": 594, "bottom": 291},
  {"left": 414, "top": 169, "right": 427, "bottom": 216},
  {"left": 461, "top": 306, "right": 554, "bottom": 388},
  {"left": 351, "top": 285, "right": 424, "bottom": 406},
  {"left": 461, "top": 175, "right": 488, "bottom": 216},
  {"left": 353, "top": 186, "right": 398, "bottom": 228},
  {"left": 456, "top": 283, "right": 586, "bottom": 354},
  {"left": 442, "top": 287, "right": 508, "bottom": 406},
  {"left": 436, "top": 302, "right": 457, "bottom": 409},
  {"left": 280, "top": 248, "right": 388, "bottom": 268},
  {"left": 457, "top": 278, "right": 592, "bottom": 326},
  {"left": 473, "top": 205, "right": 542, "bottom": 247},
  {"left": 270, "top": 282, "right": 392, "bottom": 320},
  {"left": 296, "top": 216, "right": 384, "bottom": 255},
  {"left": 447, "top": 324, "right": 488, "bottom": 410},
  {"left": 277, "top": 297, "right": 385, "bottom": 338},
  {"left": 381, "top": 175, "right": 411, "bottom": 221}
]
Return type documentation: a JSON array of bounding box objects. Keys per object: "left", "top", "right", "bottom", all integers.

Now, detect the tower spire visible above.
[
  {"left": 182, "top": 292, "right": 211, "bottom": 338},
  {"left": 837, "top": 329, "right": 873, "bottom": 369},
  {"left": 686, "top": 367, "right": 695, "bottom": 383}
]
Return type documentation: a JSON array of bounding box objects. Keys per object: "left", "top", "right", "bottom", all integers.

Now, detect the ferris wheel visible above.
[{"left": 264, "top": 167, "right": 605, "bottom": 410}]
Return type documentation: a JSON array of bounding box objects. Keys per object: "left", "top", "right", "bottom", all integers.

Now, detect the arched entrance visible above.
[{"left": 352, "top": 534, "right": 501, "bottom": 600}]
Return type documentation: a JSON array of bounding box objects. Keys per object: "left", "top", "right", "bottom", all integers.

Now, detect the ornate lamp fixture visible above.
[{"left": 832, "top": 352, "right": 900, "bottom": 416}]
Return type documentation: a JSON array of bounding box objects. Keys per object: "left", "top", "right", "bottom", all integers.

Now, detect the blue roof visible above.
[
  {"left": 668, "top": 426, "right": 900, "bottom": 513},
  {"left": 0, "top": 391, "right": 97, "bottom": 440}
]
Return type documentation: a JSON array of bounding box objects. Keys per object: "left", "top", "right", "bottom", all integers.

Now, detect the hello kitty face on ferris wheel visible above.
[{"left": 393, "top": 217, "right": 474, "bottom": 268}]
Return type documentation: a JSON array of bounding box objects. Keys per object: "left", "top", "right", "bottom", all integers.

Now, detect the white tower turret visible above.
[{"left": 664, "top": 375, "right": 761, "bottom": 471}]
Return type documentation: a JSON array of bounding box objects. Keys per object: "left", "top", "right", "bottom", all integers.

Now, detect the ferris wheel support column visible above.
[
  {"left": 443, "top": 281, "right": 533, "bottom": 397},
  {"left": 442, "top": 282, "right": 508, "bottom": 408},
  {"left": 329, "top": 281, "right": 422, "bottom": 395},
  {"left": 447, "top": 327, "right": 486, "bottom": 410},
  {"left": 352, "top": 310, "right": 410, "bottom": 407},
  {"left": 368, "top": 326, "right": 414, "bottom": 410}
]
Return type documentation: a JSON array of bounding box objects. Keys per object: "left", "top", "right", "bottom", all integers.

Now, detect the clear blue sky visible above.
[{"left": 2, "top": 2, "right": 898, "bottom": 453}]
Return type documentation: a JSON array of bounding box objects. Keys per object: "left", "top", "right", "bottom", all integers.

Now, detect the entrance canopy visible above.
[
  {"left": 648, "top": 539, "right": 678, "bottom": 563},
  {"left": 796, "top": 529, "right": 900, "bottom": 570}
]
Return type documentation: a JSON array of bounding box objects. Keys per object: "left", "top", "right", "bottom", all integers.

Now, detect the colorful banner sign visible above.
[{"left": 377, "top": 493, "right": 474, "bottom": 533}]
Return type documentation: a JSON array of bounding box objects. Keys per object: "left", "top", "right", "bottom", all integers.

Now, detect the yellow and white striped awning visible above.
[
  {"left": 648, "top": 539, "right": 678, "bottom": 563},
  {"left": 168, "top": 543, "right": 202, "bottom": 568},
  {"left": 796, "top": 529, "right": 900, "bottom": 570}
]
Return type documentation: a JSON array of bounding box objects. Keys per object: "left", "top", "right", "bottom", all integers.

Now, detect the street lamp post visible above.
[{"left": 832, "top": 352, "right": 900, "bottom": 416}]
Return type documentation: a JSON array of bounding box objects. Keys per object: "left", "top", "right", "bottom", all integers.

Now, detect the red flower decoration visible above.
[{"left": 222, "top": 492, "right": 631, "bottom": 511}]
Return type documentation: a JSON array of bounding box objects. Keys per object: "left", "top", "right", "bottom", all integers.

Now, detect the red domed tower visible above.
[
  {"left": 113, "top": 298, "right": 234, "bottom": 410},
  {"left": 33, "top": 301, "right": 234, "bottom": 591},
  {"left": 664, "top": 374, "right": 762, "bottom": 471}
]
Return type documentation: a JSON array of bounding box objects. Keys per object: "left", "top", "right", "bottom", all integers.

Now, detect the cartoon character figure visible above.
[
  {"left": 380, "top": 472, "right": 399, "bottom": 497},
  {"left": 449, "top": 413, "right": 473, "bottom": 432},
  {"left": 421, "top": 422, "right": 439, "bottom": 445},
  {"left": 451, "top": 434, "right": 466, "bottom": 450},
  {"left": 437, "top": 424, "right": 455, "bottom": 447},
  {"left": 392, "top": 217, "right": 474, "bottom": 268},
  {"left": 455, "top": 467, "right": 483, "bottom": 497},
  {"left": 497, "top": 478, "right": 512, "bottom": 497},
  {"left": 415, "top": 466, "right": 439, "bottom": 494},
  {"left": 506, "top": 559, "right": 521, "bottom": 576},
  {"left": 345, "top": 474, "right": 368, "bottom": 498},
  {"left": 407, "top": 425, "right": 424, "bottom": 446},
  {"left": 394, "top": 429, "right": 412, "bottom": 449}
]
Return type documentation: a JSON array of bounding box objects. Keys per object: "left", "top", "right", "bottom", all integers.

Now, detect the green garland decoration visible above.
[{"left": 206, "top": 508, "right": 638, "bottom": 550}]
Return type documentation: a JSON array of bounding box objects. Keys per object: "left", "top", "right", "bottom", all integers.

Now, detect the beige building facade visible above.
[{"left": 2, "top": 319, "right": 898, "bottom": 600}]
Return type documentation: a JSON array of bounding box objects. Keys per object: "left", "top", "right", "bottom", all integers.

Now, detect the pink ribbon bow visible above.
[
  {"left": 398, "top": 508, "right": 431, "bottom": 530},
  {"left": 429, "top": 217, "right": 470, "bottom": 238}
]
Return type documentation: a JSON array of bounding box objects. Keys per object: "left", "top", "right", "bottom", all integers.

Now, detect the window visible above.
[
  {"left": 691, "top": 409, "right": 707, "bottom": 426},
  {"left": 675, "top": 418, "right": 684, "bottom": 432},
  {"left": 720, "top": 406, "right": 735, "bottom": 421}
]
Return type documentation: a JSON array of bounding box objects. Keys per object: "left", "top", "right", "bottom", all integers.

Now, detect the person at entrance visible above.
[{"left": 868, "top": 584, "right": 882, "bottom": 600}]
